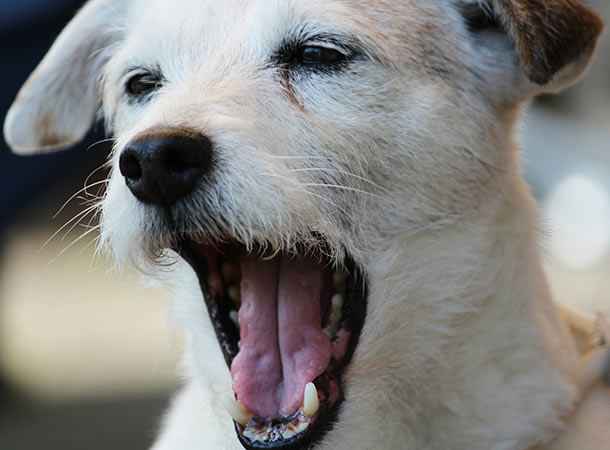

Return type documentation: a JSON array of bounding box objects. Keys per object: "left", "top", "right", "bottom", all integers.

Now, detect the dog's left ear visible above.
[
  {"left": 4, "top": 0, "right": 131, "bottom": 155},
  {"left": 461, "top": 0, "right": 604, "bottom": 93}
]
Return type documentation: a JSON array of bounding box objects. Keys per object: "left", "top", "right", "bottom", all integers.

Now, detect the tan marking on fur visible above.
[
  {"left": 37, "top": 111, "right": 68, "bottom": 148},
  {"left": 492, "top": 0, "right": 604, "bottom": 84},
  {"left": 280, "top": 71, "right": 304, "bottom": 111},
  {"left": 130, "top": 126, "right": 203, "bottom": 144}
]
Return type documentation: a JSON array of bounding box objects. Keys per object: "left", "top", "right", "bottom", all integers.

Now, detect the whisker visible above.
[
  {"left": 89, "top": 230, "right": 110, "bottom": 276},
  {"left": 79, "top": 229, "right": 101, "bottom": 257},
  {"left": 53, "top": 180, "right": 107, "bottom": 219},
  {"left": 82, "top": 159, "right": 111, "bottom": 194},
  {"left": 301, "top": 183, "right": 390, "bottom": 203},
  {"left": 266, "top": 155, "right": 340, "bottom": 160},
  {"left": 40, "top": 204, "right": 100, "bottom": 251},
  {"left": 86, "top": 137, "right": 115, "bottom": 153},
  {"left": 60, "top": 205, "right": 101, "bottom": 242},
  {"left": 261, "top": 172, "right": 349, "bottom": 216},
  {"left": 287, "top": 169, "right": 395, "bottom": 203},
  {"left": 36, "top": 226, "right": 102, "bottom": 278},
  {"left": 285, "top": 167, "right": 385, "bottom": 190}
]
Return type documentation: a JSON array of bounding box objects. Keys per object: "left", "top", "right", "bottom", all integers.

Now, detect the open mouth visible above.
[{"left": 177, "top": 239, "right": 367, "bottom": 450}]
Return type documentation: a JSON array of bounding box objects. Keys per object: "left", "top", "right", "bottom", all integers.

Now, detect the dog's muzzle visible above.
[{"left": 118, "top": 129, "right": 369, "bottom": 450}]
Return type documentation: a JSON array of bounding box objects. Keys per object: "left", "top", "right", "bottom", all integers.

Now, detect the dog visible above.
[{"left": 4, "top": 0, "right": 608, "bottom": 449}]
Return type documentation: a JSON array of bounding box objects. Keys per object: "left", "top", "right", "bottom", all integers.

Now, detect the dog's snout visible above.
[{"left": 119, "top": 129, "right": 213, "bottom": 206}]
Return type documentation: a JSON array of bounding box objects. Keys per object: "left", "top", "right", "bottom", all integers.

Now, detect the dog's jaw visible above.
[{"left": 150, "top": 181, "right": 581, "bottom": 450}]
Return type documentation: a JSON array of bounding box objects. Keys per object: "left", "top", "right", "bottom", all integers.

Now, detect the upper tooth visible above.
[
  {"left": 228, "top": 286, "right": 241, "bottom": 304},
  {"left": 230, "top": 310, "right": 240, "bottom": 328},
  {"left": 221, "top": 261, "right": 239, "bottom": 283},
  {"left": 302, "top": 382, "right": 320, "bottom": 417},
  {"left": 220, "top": 396, "right": 251, "bottom": 426},
  {"left": 333, "top": 271, "right": 346, "bottom": 292},
  {"left": 328, "top": 294, "right": 344, "bottom": 324},
  {"left": 332, "top": 294, "right": 343, "bottom": 312}
]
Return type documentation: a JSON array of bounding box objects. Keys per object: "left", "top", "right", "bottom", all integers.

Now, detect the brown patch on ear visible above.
[
  {"left": 493, "top": 0, "right": 604, "bottom": 84},
  {"left": 37, "top": 111, "right": 69, "bottom": 148}
]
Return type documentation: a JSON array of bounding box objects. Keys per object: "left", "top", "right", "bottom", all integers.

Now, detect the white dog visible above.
[{"left": 4, "top": 1, "right": 609, "bottom": 449}]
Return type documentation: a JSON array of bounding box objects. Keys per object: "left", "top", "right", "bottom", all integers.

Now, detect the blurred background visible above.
[{"left": 0, "top": 1, "right": 609, "bottom": 449}]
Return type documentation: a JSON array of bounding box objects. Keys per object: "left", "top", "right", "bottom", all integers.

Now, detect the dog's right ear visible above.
[{"left": 4, "top": 0, "right": 131, "bottom": 155}]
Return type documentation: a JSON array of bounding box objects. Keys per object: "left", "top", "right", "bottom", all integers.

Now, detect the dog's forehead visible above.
[
  {"left": 131, "top": 0, "right": 351, "bottom": 43},
  {"left": 122, "top": 0, "right": 431, "bottom": 64}
]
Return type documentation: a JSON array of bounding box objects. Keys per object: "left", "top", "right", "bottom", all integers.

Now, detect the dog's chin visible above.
[{"left": 175, "top": 238, "right": 367, "bottom": 450}]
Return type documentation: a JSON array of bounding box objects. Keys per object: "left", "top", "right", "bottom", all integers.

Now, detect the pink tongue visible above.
[{"left": 231, "top": 254, "right": 332, "bottom": 418}]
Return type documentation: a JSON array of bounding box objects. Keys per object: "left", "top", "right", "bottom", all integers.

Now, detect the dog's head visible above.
[{"left": 4, "top": 1, "right": 603, "bottom": 449}]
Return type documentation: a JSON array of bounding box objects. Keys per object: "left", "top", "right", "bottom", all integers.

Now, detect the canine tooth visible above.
[
  {"left": 302, "top": 382, "right": 319, "bottom": 417},
  {"left": 327, "top": 294, "right": 344, "bottom": 327},
  {"left": 332, "top": 294, "right": 344, "bottom": 312},
  {"left": 294, "top": 422, "right": 309, "bottom": 434},
  {"left": 228, "top": 286, "right": 241, "bottom": 304},
  {"left": 333, "top": 271, "right": 346, "bottom": 292},
  {"left": 230, "top": 310, "right": 240, "bottom": 328},
  {"left": 220, "top": 396, "right": 251, "bottom": 426},
  {"left": 221, "top": 261, "right": 239, "bottom": 283}
]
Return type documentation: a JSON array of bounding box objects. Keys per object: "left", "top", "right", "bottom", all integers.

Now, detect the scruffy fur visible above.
[{"left": 3, "top": 1, "right": 606, "bottom": 449}]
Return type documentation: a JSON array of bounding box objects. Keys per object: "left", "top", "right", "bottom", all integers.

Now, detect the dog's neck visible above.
[{"left": 354, "top": 171, "right": 581, "bottom": 449}]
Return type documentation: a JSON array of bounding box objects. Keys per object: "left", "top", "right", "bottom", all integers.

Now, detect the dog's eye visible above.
[
  {"left": 295, "top": 45, "right": 346, "bottom": 65},
  {"left": 126, "top": 73, "right": 162, "bottom": 96}
]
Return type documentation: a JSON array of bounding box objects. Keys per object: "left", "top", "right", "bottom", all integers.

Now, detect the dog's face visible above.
[{"left": 4, "top": 1, "right": 603, "bottom": 449}]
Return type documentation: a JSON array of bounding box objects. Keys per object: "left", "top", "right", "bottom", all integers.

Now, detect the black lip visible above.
[
  {"left": 176, "top": 241, "right": 367, "bottom": 450},
  {"left": 178, "top": 242, "right": 240, "bottom": 365}
]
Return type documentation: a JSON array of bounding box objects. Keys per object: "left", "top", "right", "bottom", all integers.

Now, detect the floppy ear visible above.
[
  {"left": 461, "top": 0, "right": 604, "bottom": 94},
  {"left": 492, "top": 0, "right": 604, "bottom": 87},
  {"left": 3, "top": 0, "right": 131, "bottom": 154}
]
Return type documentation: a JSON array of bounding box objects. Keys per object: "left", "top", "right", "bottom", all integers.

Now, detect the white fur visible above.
[{"left": 3, "top": 0, "right": 604, "bottom": 449}]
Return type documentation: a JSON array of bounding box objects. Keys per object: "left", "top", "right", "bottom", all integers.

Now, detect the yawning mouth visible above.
[{"left": 177, "top": 239, "right": 367, "bottom": 450}]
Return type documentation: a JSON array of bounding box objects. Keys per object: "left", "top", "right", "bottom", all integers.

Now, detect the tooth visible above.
[
  {"left": 294, "top": 422, "right": 309, "bottom": 434},
  {"left": 220, "top": 396, "right": 251, "bottom": 426},
  {"left": 333, "top": 271, "right": 346, "bottom": 292},
  {"left": 221, "top": 261, "right": 239, "bottom": 283},
  {"left": 328, "top": 294, "right": 344, "bottom": 326},
  {"left": 282, "top": 430, "right": 296, "bottom": 440},
  {"left": 302, "top": 382, "right": 320, "bottom": 417},
  {"left": 243, "top": 429, "right": 254, "bottom": 440},
  {"left": 228, "top": 286, "right": 241, "bottom": 304},
  {"left": 332, "top": 294, "right": 343, "bottom": 312},
  {"left": 230, "top": 310, "right": 240, "bottom": 328}
]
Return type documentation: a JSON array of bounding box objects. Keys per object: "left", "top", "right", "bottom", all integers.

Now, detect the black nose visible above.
[{"left": 119, "top": 129, "right": 213, "bottom": 206}]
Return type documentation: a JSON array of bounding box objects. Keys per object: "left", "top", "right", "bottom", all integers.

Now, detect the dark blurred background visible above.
[
  {"left": 0, "top": 2, "right": 175, "bottom": 450},
  {"left": 0, "top": 1, "right": 609, "bottom": 449}
]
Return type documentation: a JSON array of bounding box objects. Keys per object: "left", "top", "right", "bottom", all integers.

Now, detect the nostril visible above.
[{"left": 119, "top": 150, "right": 143, "bottom": 180}]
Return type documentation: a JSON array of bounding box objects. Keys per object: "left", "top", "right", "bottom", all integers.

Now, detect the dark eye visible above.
[
  {"left": 295, "top": 46, "right": 346, "bottom": 65},
  {"left": 126, "top": 72, "right": 162, "bottom": 96}
]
